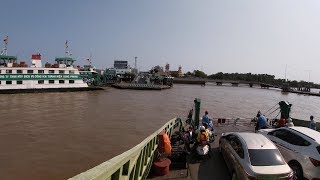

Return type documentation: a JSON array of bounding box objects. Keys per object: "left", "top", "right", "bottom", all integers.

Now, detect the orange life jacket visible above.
[{"left": 158, "top": 131, "right": 172, "bottom": 154}]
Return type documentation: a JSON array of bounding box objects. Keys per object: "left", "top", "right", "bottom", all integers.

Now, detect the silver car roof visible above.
[
  {"left": 235, "top": 132, "right": 277, "bottom": 150},
  {"left": 289, "top": 126, "right": 320, "bottom": 143}
]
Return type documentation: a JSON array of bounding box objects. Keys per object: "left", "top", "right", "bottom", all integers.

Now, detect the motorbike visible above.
[
  {"left": 196, "top": 142, "right": 210, "bottom": 157},
  {"left": 195, "top": 125, "right": 215, "bottom": 158}
]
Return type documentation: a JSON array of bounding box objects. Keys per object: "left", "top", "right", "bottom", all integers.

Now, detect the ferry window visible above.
[
  {"left": 59, "top": 70, "right": 65, "bottom": 74},
  {"left": 59, "top": 80, "right": 65, "bottom": 84},
  {"left": 38, "top": 70, "right": 44, "bottom": 74},
  {"left": 6, "top": 70, "right": 12, "bottom": 74},
  {"left": 27, "top": 70, "right": 33, "bottom": 74},
  {"left": 0, "top": 81, "right": 1, "bottom": 84},
  {"left": 38, "top": 80, "right": 44, "bottom": 84},
  {"left": 17, "top": 70, "right": 23, "bottom": 74},
  {"left": 49, "top": 70, "right": 55, "bottom": 74},
  {"left": 6, "top": 81, "right": 12, "bottom": 84},
  {"left": 17, "top": 81, "right": 23, "bottom": 84},
  {"left": 0, "top": 70, "right": 1, "bottom": 74},
  {"left": 69, "top": 70, "right": 75, "bottom": 74},
  {"left": 49, "top": 80, "right": 55, "bottom": 84},
  {"left": 69, "top": 80, "right": 74, "bottom": 84}
]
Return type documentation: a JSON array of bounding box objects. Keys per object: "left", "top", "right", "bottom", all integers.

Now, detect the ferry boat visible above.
[
  {"left": 0, "top": 38, "right": 102, "bottom": 93},
  {"left": 78, "top": 56, "right": 101, "bottom": 86},
  {"left": 69, "top": 99, "right": 320, "bottom": 180}
]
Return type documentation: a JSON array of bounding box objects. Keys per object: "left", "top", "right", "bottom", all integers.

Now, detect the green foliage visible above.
[
  {"left": 170, "top": 71, "right": 179, "bottom": 77},
  {"left": 122, "top": 72, "right": 136, "bottom": 82},
  {"left": 206, "top": 72, "right": 320, "bottom": 88},
  {"left": 193, "top": 70, "right": 207, "bottom": 78}
]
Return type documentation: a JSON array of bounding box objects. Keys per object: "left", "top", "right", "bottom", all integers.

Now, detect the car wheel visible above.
[
  {"left": 289, "top": 162, "right": 303, "bottom": 180},
  {"left": 231, "top": 171, "right": 237, "bottom": 180}
]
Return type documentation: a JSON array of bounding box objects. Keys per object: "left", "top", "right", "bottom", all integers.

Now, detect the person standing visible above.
[
  {"left": 202, "top": 110, "right": 214, "bottom": 129},
  {"left": 255, "top": 113, "right": 268, "bottom": 132},
  {"left": 202, "top": 111, "right": 210, "bottom": 126},
  {"left": 276, "top": 115, "right": 286, "bottom": 128},
  {"left": 309, "top": 115, "right": 317, "bottom": 130}
]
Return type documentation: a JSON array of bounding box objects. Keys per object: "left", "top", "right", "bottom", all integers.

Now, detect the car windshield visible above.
[{"left": 248, "top": 149, "right": 286, "bottom": 166}]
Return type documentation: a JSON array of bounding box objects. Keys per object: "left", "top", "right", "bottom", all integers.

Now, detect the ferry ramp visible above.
[{"left": 148, "top": 120, "right": 255, "bottom": 180}]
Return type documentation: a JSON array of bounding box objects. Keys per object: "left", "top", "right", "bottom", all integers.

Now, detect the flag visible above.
[
  {"left": 65, "top": 40, "right": 68, "bottom": 48},
  {"left": 3, "top": 36, "right": 8, "bottom": 45}
]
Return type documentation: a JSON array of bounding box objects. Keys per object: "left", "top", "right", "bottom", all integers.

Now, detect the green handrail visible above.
[{"left": 69, "top": 117, "right": 182, "bottom": 180}]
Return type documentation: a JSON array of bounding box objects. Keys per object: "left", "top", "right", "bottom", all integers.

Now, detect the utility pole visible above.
[
  {"left": 134, "top": 57, "right": 137, "bottom": 69},
  {"left": 305, "top": 70, "right": 311, "bottom": 82},
  {"left": 284, "top": 64, "right": 287, "bottom": 82}
]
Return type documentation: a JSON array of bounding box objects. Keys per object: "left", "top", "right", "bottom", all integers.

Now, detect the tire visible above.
[
  {"left": 289, "top": 162, "right": 303, "bottom": 180},
  {"left": 231, "top": 171, "right": 237, "bottom": 180}
]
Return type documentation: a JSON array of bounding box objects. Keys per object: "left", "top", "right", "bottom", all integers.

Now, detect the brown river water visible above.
[{"left": 0, "top": 84, "right": 319, "bottom": 180}]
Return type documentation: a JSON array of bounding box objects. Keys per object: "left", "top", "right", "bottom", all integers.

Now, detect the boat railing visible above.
[
  {"left": 69, "top": 117, "right": 182, "bottom": 180},
  {"left": 211, "top": 117, "right": 254, "bottom": 127}
]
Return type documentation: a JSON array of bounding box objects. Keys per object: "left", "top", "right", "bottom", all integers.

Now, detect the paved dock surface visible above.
[{"left": 148, "top": 122, "right": 255, "bottom": 180}]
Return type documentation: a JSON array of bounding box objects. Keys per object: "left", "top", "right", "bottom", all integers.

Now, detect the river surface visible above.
[{"left": 0, "top": 84, "right": 319, "bottom": 180}]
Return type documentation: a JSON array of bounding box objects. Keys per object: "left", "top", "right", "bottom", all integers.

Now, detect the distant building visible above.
[
  {"left": 114, "top": 60, "right": 128, "bottom": 69},
  {"left": 116, "top": 68, "right": 132, "bottom": 75},
  {"left": 169, "top": 66, "right": 183, "bottom": 77},
  {"left": 113, "top": 60, "right": 131, "bottom": 75}
]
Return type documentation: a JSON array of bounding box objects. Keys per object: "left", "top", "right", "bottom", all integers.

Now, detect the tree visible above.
[
  {"left": 193, "top": 70, "right": 207, "bottom": 78},
  {"left": 170, "top": 71, "right": 179, "bottom": 77},
  {"left": 184, "top": 71, "right": 193, "bottom": 77}
]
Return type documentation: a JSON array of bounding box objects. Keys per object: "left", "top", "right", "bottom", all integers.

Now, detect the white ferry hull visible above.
[
  {"left": 0, "top": 86, "right": 102, "bottom": 94},
  {"left": 0, "top": 67, "right": 102, "bottom": 93}
]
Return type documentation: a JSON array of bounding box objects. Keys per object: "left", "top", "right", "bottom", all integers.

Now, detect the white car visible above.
[
  {"left": 219, "top": 132, "right": 293, "bottom": 179},
  {"left": 259, "top": 127, "right": 320, "bottom": 180}
]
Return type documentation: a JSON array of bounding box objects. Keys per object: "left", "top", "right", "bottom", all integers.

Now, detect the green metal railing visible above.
[{"left": 69, "top": 117, "right": 183, "bottom": 180}]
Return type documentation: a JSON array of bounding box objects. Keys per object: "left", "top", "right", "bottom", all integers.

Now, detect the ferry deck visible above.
[{"left": 148, "top": 120, "right": 255, "bottom": 180}]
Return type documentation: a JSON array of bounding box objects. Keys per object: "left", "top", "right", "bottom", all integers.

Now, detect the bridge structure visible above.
[{"left": 173, "top": 78, "right": 278, "bottom": 89}]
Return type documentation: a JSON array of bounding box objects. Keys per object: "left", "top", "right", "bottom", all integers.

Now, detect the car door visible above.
[
  {"left": 228, "top": 135, "right": 247, "bottom": 179},
  {"left": 267, "top": 129, "right": 292, "bottom": 159},
  {"left": 221, "top": 135, "right": 235, "bottom": 171},
  {"left": 267, "top": 129, "right": 310, "bottom": 161}
]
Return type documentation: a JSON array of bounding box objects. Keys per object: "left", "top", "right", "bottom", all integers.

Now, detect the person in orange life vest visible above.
[
  {"left": 276, "top": 115, "right": 287, "bottom": 128},
  {"left": 197, "top": 126, "right": 209, "bottom": 143},
  {"left": 197, "top": 126, "right": 211, "bottom": 152},
  {"left": 191, "top": 126, "right": 209, "bottom": 153}
]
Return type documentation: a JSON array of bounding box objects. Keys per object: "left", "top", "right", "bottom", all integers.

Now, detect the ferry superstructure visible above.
[{"left": 0, "top": 38, "right": 100, "bottom": 93}]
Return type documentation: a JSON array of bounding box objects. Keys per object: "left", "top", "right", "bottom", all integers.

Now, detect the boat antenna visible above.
[
  {"left": 1, "top": 35, "right": 8, "bottom": 55},
  {"left": 87, "top": 52, "right": 92, "bottom": 66},
  {"left": 65, "top": 40, "right": 69, "bottom": 57}
]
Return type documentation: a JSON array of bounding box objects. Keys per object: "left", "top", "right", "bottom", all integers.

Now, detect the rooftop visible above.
[
  {"left": 0, "top": 55, "right": 17, "bottom": 60},
  {"left": 289, "top": 126, "right": 320, "bottom": 143},
  {"left": 236, "top": 132, "right": 276, "bottom": 149}
]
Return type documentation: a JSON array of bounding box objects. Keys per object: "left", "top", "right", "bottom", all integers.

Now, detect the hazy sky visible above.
[{"left": 1, "top": 0, "right": 320, "bottom": 82}]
